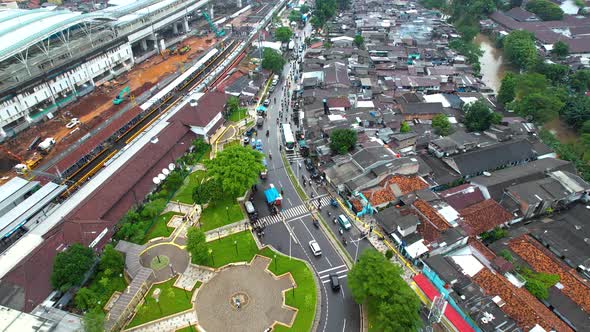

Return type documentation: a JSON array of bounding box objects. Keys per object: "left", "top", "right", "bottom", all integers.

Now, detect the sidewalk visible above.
[{"left": 124, "top": 311, "right": 198, "bottom": 332}]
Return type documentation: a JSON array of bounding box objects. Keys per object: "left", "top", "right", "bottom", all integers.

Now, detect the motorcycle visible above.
[
  {"left": 313, "top": 219, "right": 319, "bottom": 228},
  {"left": 342, "top": 236, "right": 347, "bottom": 246},
  {"left": 333, "top": 218, "right": 337, "bottom": 224},
  {"left": 266, "top": 130, "right": 269, "bottom": 137}
]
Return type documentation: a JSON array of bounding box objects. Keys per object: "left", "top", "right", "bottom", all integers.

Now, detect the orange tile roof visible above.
[
  {"left": 381, "top": 175, "right": 429, "bottom": 194},
  {"left": 509, "top": 235, "right": 590, "bottom": 313},
  {"left": 473, "top": 268, "right": 573, "bottom": 332},
  {"left": 459, "top": 199, "right": 513, "bottom": 236},
  {"left": 363, "top": 187, "right": 395, "bottom": 206},
  {"left": 413, "top": 199, "right": 450, "bottom": 231}
]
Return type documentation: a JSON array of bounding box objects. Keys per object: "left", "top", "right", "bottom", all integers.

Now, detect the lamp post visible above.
[
  {"left": 273, "top": 254, "right": 277, "bottom": 271},
  {"left": 169, "top": 263, "right": 175, "bottom": 276},
  {"left": 292, "top": 283, "right": 295, "bottom": 298},
  {"left": 226, "top": 206, "right": 230, "bottom": 221},
  {"left": 234, "top": 240, "right": 238, "bottom": 256},
  {"left": 209, "top": 248, "right": 214, "bottom": 266}
]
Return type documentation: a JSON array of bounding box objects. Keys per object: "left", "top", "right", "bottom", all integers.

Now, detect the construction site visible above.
[{"left": 0, "top": 0, "right": 287, "bottom": 325}]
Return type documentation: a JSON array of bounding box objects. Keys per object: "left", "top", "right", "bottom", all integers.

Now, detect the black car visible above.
[
  {"left": 310, "top": 169, "right": 320, "bottom": 179},
  {"left": 304, "top": 158, "right": 314, "bottom": 171},
  {"left": 330, "top": 274, "right": 340, "bottom": 290}
]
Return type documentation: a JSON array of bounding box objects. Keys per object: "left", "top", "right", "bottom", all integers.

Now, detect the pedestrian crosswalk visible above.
[
  {"left": 285, "top": 151, "right": 304, "bottom": 162},
  {"left": 317, "top": 264, "right": 348, "bottom": 284},
  {"left": 252, "top": 196, "right": 332, "bottom": 228}
]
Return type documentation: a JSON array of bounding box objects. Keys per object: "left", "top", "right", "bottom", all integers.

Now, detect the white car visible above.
[
  {"left": 309, "top": 240, "right": 322, "bottom": 256},
  {"left": 66, "top": 118, "right": 80, "bottom": 129}
]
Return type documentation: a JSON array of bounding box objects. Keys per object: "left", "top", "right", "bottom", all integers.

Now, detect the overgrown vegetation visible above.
[
  {"left": 519, "top": 267, "right": 560, "bottom": 300},
  {"left": 499, "top": 249, "right": 515, "bottom": 262},
  {"left": 329, "top": 128, "right": 358, "bottom": 154},
  {"left": 526, "top": 0, "right": 564, "bottom": 21},
  {"left": 480, "top": 227, "right": 508, "bottom": 243},
  {"left": 432, "top": 114, "right": 453, "bottom": 136},
  {"left": 51, "top": 244, "right": 95, "bottom": 292}
]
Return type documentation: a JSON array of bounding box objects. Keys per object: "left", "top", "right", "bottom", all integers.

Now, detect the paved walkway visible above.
[
  {"left": 175, "top": 264, "right": 217, "bottom": 291},
  {"left": 204, "top": 219, "right": 250, "bottom": 242},
  {"left": 125, "top": 310, "right": 197, "bottom": 332},
  {"left": 162, "top": 201, "right": 193, "bottom": 215},
  {"left": 194, "top": 256, "right": 296, "bottom": 332}
]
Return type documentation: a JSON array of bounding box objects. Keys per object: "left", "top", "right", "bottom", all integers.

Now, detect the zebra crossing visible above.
[
  {"left": 253, "top": 196, "right": 332, "bottom": 228},
  {"left": 317, "top": 264, "right": 348, "bottom": 284},
  {"left": 285, "top": 151, "right": 304, "bottom": 162}
]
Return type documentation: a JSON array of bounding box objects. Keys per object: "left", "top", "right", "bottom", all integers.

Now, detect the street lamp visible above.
[
  {"left": 292, "top": 283, "right": 295, "bottom": 298},
  {"left": 273, "top": 254, "right": 277, "bottom": 271},
  {"left": 234, "top": 240, "right": 238, "bottom": 256},
  {"left": 226, "top": 206, "right": 230, "bottom": 221},
  {"left": 169, "top": 263, "right": 175, "bottom": 276},
  {"left": 209, "top": 248, "right": 214, "bottom": 266}
]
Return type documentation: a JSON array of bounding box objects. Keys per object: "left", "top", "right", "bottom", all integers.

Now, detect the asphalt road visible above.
[{"left": 245, "top": 23, "right": 376, "bottom": 332}]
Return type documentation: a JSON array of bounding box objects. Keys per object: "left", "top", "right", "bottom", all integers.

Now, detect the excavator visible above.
[
  {"left": 201, "top": 10, "right": 225, "bottom": 38},
  {"left": 0, "top": 146, "right": 42, "bottom": 177},
  {"left": 113, "top": 86, "right": 131, "bottom": 105}
]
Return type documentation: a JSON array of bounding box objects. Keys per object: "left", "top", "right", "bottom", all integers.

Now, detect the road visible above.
[{"left": 247, "top": 23, "right": 373, "bottom": 332}]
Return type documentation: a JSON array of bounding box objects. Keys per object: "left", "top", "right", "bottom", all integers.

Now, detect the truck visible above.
[{"left": 37, "top": 137, "right": 56, "bottom": 154}]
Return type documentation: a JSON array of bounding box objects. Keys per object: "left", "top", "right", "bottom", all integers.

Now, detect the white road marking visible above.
[
  {"left": 319, "top": 269, "right": 348, "bottom": 279},
  {"left": 342, "top": 319, "right": 346, "bottom": 331},
  {"left": 324, "top": 256, "right": 333, "bottom": 267},
  {"left": 317, "top": 265, "right": 347, "bottom": 275}
]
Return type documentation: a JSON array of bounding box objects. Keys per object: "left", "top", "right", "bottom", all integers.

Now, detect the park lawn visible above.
[
  {"left": 173, "top": 170, "right": 207, "bottom": 204},
  {"left": 199, "top": 197, "right": 244, "bottom": 232},
  {"left": 228, "top": 108, "right": 248, "bottom": 122},
  {"left": 259, "top": 247, "right": 317, "bottom": 332},
  {"left": 205, "top": 231, "right": 259, "bottom": 268},
  {"left": 175, "top": 327, "right": 197, "bottom": 332},
  {"left": 86, "top": 270, "right": 127, "bottom": 311},
  {"left": 127, "top": 277, "right": 199, "bottom": 328},
  {"left": 367, "top": 300, "right": 379, "bottom": 332},
  {"left": 141, "top": 212, "right": 182, "bottom": 244}
]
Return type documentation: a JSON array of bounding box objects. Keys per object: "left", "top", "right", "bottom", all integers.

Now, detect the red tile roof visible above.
[
  {"left": 362, "top": 187, "right": 395, "bottom": 206},
  {"left": 439, "top": 184, "right": 485, "bottom": 210},
  {"left": 473, "top": 268, "right": 573, "bottom": 332},
  {"left": 413, "top": 199, "right": 450, "bottom": 231},
  {"left": 382, "top": 175, "right": 429, "bottom": 194},
  {"left": 327, "top": 97, "right": 351, "bottom": 108},
  {"left": 170, "top": 91, "right": 228, "bottom": 128},
  {"left": 509, "top": 235, "right": 590, "bottom": 313},
  {"left": 459, "top": 200, "right": 512, "bottom": 236}
]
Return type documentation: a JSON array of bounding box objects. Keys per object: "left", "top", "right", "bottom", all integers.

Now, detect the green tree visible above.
[
  {"left": 420, "top": 0, "right": 446, "bottom": 9},
  {"left": 288, "top": 10, "right": 302, "bottom": 22},
  {"left": 300, "top": 4, "right": 310, "bottom": 13},
  {"left": 570, "top": 69, "right": 590, "bottom": 93},
  {"left": 83, "top": 308, "right": 105, "bottom": 332},
  {"left": 534, "top": 62, "right": 569, "bottom": 85},
  {"left": 561, "top": 95, "right": 590, "bottom": 130},
  {"left": 140, "top": 198, "right": 167, "bottom": 220},
  {"left": 227, "top": 96, "right": 240, "bottom": 114},
  {"left": 503, "top": 30, "right": 538, "bottom": 70},
  {"left": 498, "top": 72, "right": 517, "bottom": 105},
  {"left": 186, "top": 227, "right": 209, "bottom": 265},
  {"left": 581, "top": 120, "right": 590, "bottom": 134},
  {"left": 329, "top": 128, "right": 358, "bottom": 154},
  {"left": 51, "top": 243, "right": 95, "bottom": 292},
  {"left": 204, "top": 145, "right": 264, "bottom": 198},
  {"left": 261, "top": 48, "right": 286, "bottom": 73},
  {"left": 348, "top": 250, "right": 421, "bottom": 331},
  {"left": 463, "top": 100, "right": 502, "bottom": 132},
  {"left": 432, "top": 114, "right": 453, "bottom": 136},
  {"left": 74, "top": 287, "right": 98, "bottom": 311},
  {"left": 400, "top": 121, "right": 411, "bottom": 133},
  {"left": 163, "top": 171, "right": 184, "bottom": 193},
  {"left": 353, "top": 35, "right": 364, "bottom": 48},
  {"left": 526, "top": 0, "right": 564, "bottom": 20},
  {"left": 514, "top": 72, "right": 549, "bottom": 99},
  {"left": 275, "top": 27, "right": 294, "bottom": 43},
  {"left": 515, "top": 92, "right": 563, "bottom": 123},
  {"left": 99, "top": 244, "right": 124, "bottom": 275},
  {"left": 551, "top": 41, "right": 569, "bottom": 57}
]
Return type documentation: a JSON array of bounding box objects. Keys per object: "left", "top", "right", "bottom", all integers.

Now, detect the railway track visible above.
[{"left": 61, "top": 39, "right": 241, "bottom": 196}]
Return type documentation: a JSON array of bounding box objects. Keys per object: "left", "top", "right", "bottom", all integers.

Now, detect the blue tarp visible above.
[
  {"left": 264, "top": 187, "right": 280, "bottom": 204},
  {"left": 256, "top": 105, "right": 267, "bottom": 112}
]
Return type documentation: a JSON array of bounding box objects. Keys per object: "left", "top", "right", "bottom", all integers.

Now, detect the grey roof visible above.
[
  {"left": 400, "top": 102, "right": 444, "bottom": 115},
  {"left": 0, "top": 178, "right": 40, "bottom": 217},
  {"left": 470, "top": 158, "right": 574, "bottom": 200},
  {"left": 375, "top": 207, "right": 420, "bottom": 236},
  {"left": 444, "top": 139, "right": 537, "bottom": 176},
  {"left": 507, "top": 177, "right": 569, "bottom": 204},
  {"left": 351, "top": 146, "right": 395, "bottom": 170}
]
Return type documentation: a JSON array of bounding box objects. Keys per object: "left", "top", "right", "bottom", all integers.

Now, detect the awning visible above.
[{"left": 256, "top": 105, "right": 267, "bottom": 112}]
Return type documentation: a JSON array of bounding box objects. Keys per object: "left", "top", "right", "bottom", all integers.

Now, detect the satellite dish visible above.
[
  {"left": 168, "top": 163, "right": 175, "bottom": 171},
  {"left": 158, "top": 174, "right": 166, "bottom": 181},
  {"left": 162, "top": 168, "right": 170, "bottom": 175},
  {"left": 153, "top": 177, "right": 161, "bottom": 184}
]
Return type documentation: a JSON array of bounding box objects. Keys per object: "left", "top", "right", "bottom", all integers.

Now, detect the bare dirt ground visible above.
[{"left": 0, "top": 34, "right": 216, "bottom": 178}]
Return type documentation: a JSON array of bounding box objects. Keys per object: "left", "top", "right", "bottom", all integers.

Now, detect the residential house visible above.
[
  {"left": 376, "top": 206, "right": 429, "bottom": 260},
  {"left": 399, "top": 102, "right": 445, "bottom": 121},
  {"left": 459, "top": 199, "right": 513, "bottom": 236}
]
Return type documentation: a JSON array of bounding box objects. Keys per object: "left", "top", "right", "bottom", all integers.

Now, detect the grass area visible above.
[
  {"left": 258, "top": 247, "right": 317, "bottom": 332},
  {"left": 224, "top": 140, "right": 241, "bottom": 148},
  {"left": 127, "top": 277, "right": 200, "bottom": 328},
  {"left": 86, "top": 270, "right": 127, "bottom": 311},
  {"left": 199, "top": 197, "right": 245, "bottom": 232},
  {"left": 205, "top": 231, "right": 259, "bottom": 268},
  {"left": 142, "top": 212, "right": 182, "bottom": 244},
  {"left": 367, "top": 300, "right": 378, "bottom": 332},
  {"left": 228, "top": 108, "right": 248, "bottom": 122},
  {"left": 175, "top": 327, "right": 197, "bottom": 332},
  {"left": 281, "top": 152, "right": 307, "bottom": 199},
  {"left": 173, "top": 171, "right": 207, "bottom": 204}
]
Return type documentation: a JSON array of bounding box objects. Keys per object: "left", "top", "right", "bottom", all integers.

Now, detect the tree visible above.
[
  {"left": 226, "top": 96, "right": 240, "bottom": 114},
  {"left": 275, "top": 27, "right": 293, "bottom": 43},
  {"left": 498, "top": 72, "right": 517, "bottom": 105},
  {"left": 353, "top": 35, "right": 364, "bottom": 48},
  {"left": 140, "top": 198, "right": 166, "bottom": 220},
  {"left": 99, "top": 244, "right": 124, "bottom": 275},
  {"left": 463, "top": 100, "right": 501, "bottom": 132},
  {"left": 515, "top": 92, "right": 563, "bottom": 123},
  {"left": 551, "top": 41, "right": 569, "bottom": 57},
  {"left": 561, "top": 95, "right": 590, "bottom": 130},
  {"left": 83, "top": 308, "right": 105, "bottom": 332},
  {"left": 570, "top": 69, "right": 590, "bottom": 93},
  {"left": 400, "top": 121, "right": 411, "bottom": 133},
  {"left": 420, "top": 0, "right": 446, "bottom": 9},
  {"left": 329, "top": 128, "right": 357, "bottom": 154},
  {"left": 503, "top": 30, "right": 537, "bottom": 70},
  {"left": 204, "top": 145, "right": 264, "bottom": 198},
  {"left": 348, "top": 250, "right": 421, "bottom": 331},
  {"left": 526, "top": 0, "right": 564, "bottom": 21},
  {"left": 74, "top": 287, "right": 98, "bottom": 311},
  {"left": 534, "top": 62, "right": 569, "bottom": 85},
  {"left": 300, "top": 4, "right": 310, "bottom": 13},
  {"left": 288, "top": 10, "right": 302, "bottom": 23},
  {"left": 514, "top": 72, "right": 549, "bottom": 99},
  {"left": 186, "top": 227, "right": 209, "bottom": 265},
  {"left": 261, "top": 48, "right": 286, "bottom": 73},
  {"left": 192, "top": 178, "right": 223, "bottom": 205},
  {"left": 432, "top": 114, "right": 453, "bottom": 136},
  {"left": 51, "top": 243, "right": 95, "bottom": 292}
]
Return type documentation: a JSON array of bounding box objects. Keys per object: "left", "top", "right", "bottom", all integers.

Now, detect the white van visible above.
[{"left": 309, "top": 240, "right": 322, "bottom": 256}]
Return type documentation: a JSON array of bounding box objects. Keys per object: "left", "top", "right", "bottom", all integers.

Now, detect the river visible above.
[{"left": 474, "top": 34, "right": 507, "bottom": 93}]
